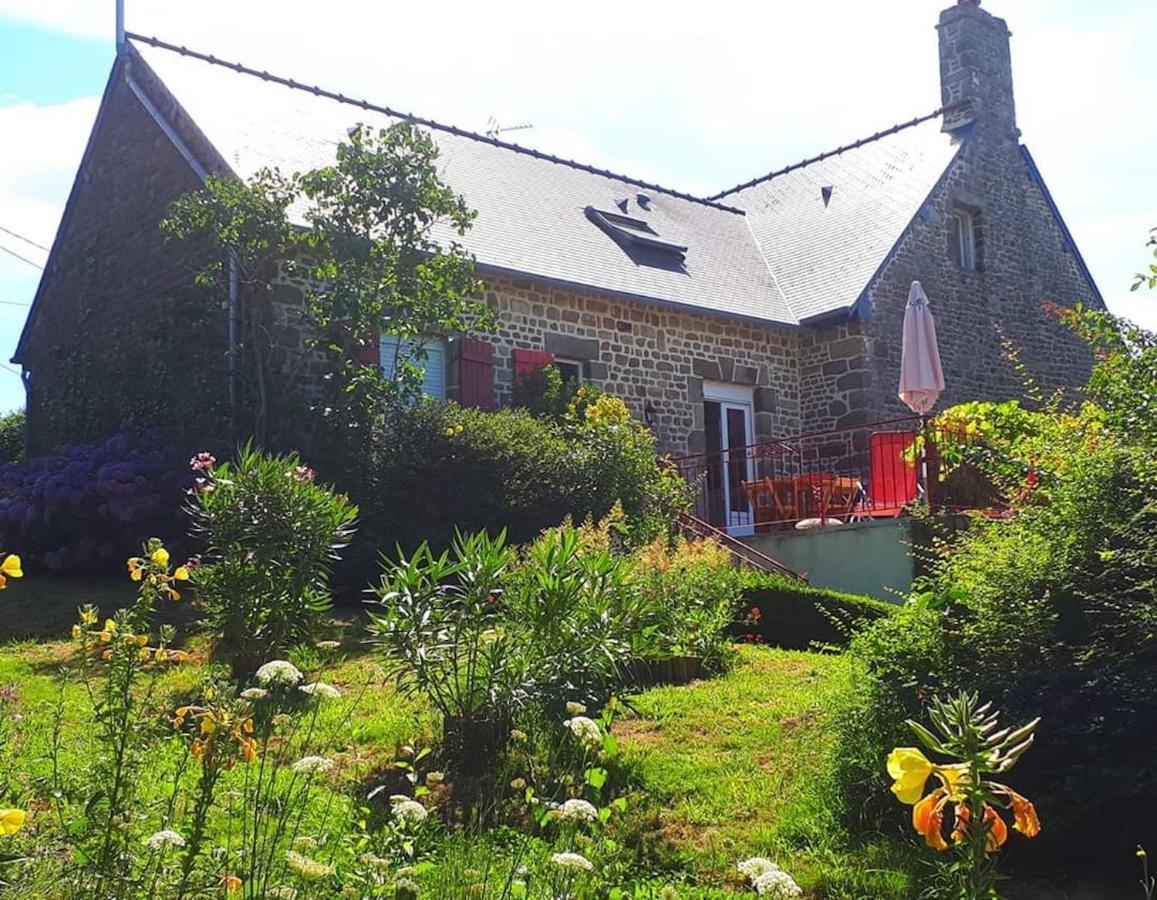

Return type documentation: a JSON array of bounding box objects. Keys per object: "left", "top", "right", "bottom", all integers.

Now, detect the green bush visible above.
[
  {"left": 740, "top": 577, "right": 893, "bottom": 650},
  {"left": 0, "top": 409, "right": 24, "bottom": 466},
  {"left": 352, "top": 398, "right": 687, "bottom": 576},
  {"left": 830, "top": 403, "right": 1157, "bottom": 865},
  {"left": 187, "top": 445, "right": 358, "bottom": 677},
  {"left": 368, "top": 524, "right": 648, "bottom": 754},
  {"left": 630, "top": 533, "right": 749, "bottom": 671}
]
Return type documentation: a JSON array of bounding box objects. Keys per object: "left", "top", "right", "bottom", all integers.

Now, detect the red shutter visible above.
[
  {"left": 513, "top": 349, "right": 554, "bottom": 376},
  {"left": 459, "top": 338, "right": 496, "bottom": 410},
  {"left": 357, "top": 327, "right": 381, "bottom": 366}
]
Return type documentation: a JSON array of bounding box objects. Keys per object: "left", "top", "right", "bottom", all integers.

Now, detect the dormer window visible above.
[
  {"left": 949, "top": 206, "right": 981, "bottom": 272},
  {"left": 585, "top": 206, "right": 687, "bottom": 261}
]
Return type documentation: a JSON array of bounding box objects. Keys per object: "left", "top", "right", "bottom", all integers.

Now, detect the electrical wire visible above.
[
  {"left": 0, "top": 244, "right": 43, "bottom": 271},
  {"left": 0, "top": 225, "right": 50, "bottom": 252}
]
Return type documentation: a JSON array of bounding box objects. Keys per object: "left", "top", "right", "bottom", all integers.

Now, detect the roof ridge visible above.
[
  {"left": 124, "top": 33, "right": 745, "bottom": 215},
  {"left": 707, "top": 105, "right": 962, "bottom": 201}
]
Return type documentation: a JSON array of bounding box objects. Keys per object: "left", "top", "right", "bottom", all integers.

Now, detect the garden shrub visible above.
[
  {"left": 508, "top": 523, "right": 650, "bottom": 711},
  {"left": 351, "top": 397, "right": 688, "bottom": 578},
  {"left": 0, "top": 408, "right": 24, "bottom": 465},
  {"left": 368, "top": 529, "right": 528, "bottom": 758},
  {"left": 629, "top": 534, "right": 748, "bottom": 671},
  {"left": 831, "top": 402, "right": 1157, "bottom": 866},
  {"left": 187, "top": 445, "right": 357, "bottom": 678},
  {"left": 0, "top": 427, "right": 189, "bottom": 574},
  {"left": 739, "top": 577, "right": 893, "bottom": 651}
]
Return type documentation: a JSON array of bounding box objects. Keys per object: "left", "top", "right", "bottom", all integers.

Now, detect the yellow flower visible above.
[
  {"left": 71, "top": 625, "right": 82, "bottom": 640},
  {"left": 151, "top": 547, "right": 170, "bottom": 567},
  {"left": 0, "top": 809, "right": 26, "bottom": 836},
  {"left": 104, "top": 619, "right": 118, "bottom": 634},
  {"left": 1, "top": 555, "right": 22, "bottom": 579},
  {"left": 173, "top": 566, "right": 190, "bottom": 581},
  {"left": 127, "top": 558, "right": 145, "bottom": 581},
  {"left": 223, "top": 874, "right": 242, "bottom": 893},
  {"left": 886, "top": 748, "right": 936, "bottom": 804},
  {"left": 201, "top": 717, "right": 216, "bottom": 735}
]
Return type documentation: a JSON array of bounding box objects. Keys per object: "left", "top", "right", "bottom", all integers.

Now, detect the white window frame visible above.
[
  {"left": 953, "top": 209, "right": 977, "bottom": 272},
  {"left": 702, "top": 381, "right": 756, "bottom": 537},
  {"left": 552, "top": 358, "right": 584, "bottom": 385}
]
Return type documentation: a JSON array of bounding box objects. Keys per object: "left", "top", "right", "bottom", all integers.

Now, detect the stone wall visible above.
[
  {"left": 17, "top": 68, "right": 229, "bottom": 454},
  {"left": 480, "top": 273, "right": 802, "bottom": 455},
  {"left": 798, "top": 0, "right": 1101, "bottom": 430}
]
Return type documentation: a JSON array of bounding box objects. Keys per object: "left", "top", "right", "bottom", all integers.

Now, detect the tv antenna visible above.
[{"left": 485, "top": 116, "right": 534, "bottom": 140}]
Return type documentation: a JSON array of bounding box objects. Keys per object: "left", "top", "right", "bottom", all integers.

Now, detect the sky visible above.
[{"left": 0, "top": 0, "right": 1153, "bottom": 413}]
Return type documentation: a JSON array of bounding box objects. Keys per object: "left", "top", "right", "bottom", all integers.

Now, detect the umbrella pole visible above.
[{"left": 919, "top": 414, "right": 931, "bottom": 512}]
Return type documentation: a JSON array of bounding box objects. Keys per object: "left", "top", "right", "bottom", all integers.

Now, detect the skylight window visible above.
[{"left": 585, "top": 206, "right": 688, "bottom": 259}]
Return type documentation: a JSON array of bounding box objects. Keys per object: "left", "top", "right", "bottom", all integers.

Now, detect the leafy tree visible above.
[
  {"left": 163, "top": 122, "right": 493, "bottom": 459},
  {"left": 1133, "top": 226, "right": 1157, "bottom": 292}
]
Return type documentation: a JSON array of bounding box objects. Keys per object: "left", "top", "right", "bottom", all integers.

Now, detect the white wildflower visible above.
[
  {"left": 292, "top": 756, "right": 335, "bottom": 775},
  {"left": 738, "top": 857, "right": 780, "bottom": 880},
  {"left": 565, "top": 701, "right": 587, "bottom": 716},
  {"left": 299, "top": 681, "right": 341, "bottom": 699},
  {"left": 144, "top": 829, "right": 185, "bottom": 850},
  {"left": 391, "top": 798, "right": 428, "bottom": 825},
  {"left": 564, "top": 716, "right": 602, "bottom": 746},
  {"left": 558, "top": 798, "right": 599, "bottom": 823},
  {"left": 254, "top": 660, "right": 303, "bottom": 686},
  {"left": 285, "top": 850, "right": 333, "bottom": 880},
  {"left": 240, "top": 687, "right": 268, "bottom": 701},
  {"left": 316, "top": 640, "right": 340, "bottom": 651},
  {"left": 550, "top": 851, "right": 594, "bottom": 872},
  {"left": 753, "top": 869, "right": 802, "bottom": 898},
  {"left": 425, "top": 770, "right": 444, "bottom": 785}
]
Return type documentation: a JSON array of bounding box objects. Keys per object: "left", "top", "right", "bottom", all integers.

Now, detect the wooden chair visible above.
[{"left": 741, "top": 479, "right": 777, "bottom": 532}]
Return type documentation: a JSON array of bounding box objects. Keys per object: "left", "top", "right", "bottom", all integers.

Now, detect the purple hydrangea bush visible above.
[{"left": 0, "top": 428, "right": 191, "bottom": 573}]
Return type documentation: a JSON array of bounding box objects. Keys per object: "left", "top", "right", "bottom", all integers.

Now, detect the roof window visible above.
[{"left": 585, "top": 206, "right": 687, "bottom": 259}]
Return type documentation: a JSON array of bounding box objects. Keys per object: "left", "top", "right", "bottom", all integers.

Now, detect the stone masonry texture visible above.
[{"left": 18, "top": 0, "right": 1103, "bottom": 464}]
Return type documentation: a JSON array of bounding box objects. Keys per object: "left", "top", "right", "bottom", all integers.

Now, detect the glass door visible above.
[{"left": 702, "top": 385, "right": 755, "bottom": 535}]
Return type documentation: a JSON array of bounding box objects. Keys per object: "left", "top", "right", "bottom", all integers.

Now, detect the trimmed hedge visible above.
[{"left": 739, "top": 577, "right": 893, "bottom": 650}]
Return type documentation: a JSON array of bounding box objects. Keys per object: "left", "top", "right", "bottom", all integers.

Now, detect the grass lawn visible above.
[
  {"left": 0, "top": 579, "right": 914, "bottom": 897},
  {"left": 619, "top": 647, "right": 913, "bottom": 899}
]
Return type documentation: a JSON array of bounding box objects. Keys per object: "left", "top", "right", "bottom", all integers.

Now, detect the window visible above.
[
  {"left": 585, "top": 206, "right": 688, "bottom": 260},
  {"left": 379, "top": 335, "right": 446, "bottom": 399},
  {"left": 950, "top": 208, "right": 979, "bottom": 271},
  {"left": 553, "top": 358, "right": 583, "bottom": 385}
]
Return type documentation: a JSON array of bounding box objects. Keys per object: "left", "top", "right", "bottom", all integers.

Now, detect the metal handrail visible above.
[
  {"left": 677, "top": 513, "right": 807, "bottom": 582},
  {"left": 669, "top": 414, "right": 927, "bottom": 467}
]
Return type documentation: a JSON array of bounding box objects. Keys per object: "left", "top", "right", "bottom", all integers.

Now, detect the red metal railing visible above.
[{"left": 670, "top": 416, "right": 980, "bottom": 533}]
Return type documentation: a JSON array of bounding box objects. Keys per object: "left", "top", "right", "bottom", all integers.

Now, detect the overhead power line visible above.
[
  {"left": 0, "top": 244, "right": 44, "bottom": 270},
  {"left": 0, "top": 225, "right": 50, "bottom": 253},
  {"left": 0, "top": 299, "right": 32, "bottom": 307}
]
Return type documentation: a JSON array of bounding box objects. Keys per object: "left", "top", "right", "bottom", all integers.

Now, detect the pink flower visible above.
[
  {"left": 189, "top": 452, "right": 217, "bottom": 473},
  {"left": 290, "top": 465, "right": 314, "bottom": 483}
]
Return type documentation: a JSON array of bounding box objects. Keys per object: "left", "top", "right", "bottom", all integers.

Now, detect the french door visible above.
[{"left": 703, "top": 384, "right": 755, "bottom": 536}]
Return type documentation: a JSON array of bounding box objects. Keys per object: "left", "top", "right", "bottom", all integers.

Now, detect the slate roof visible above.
[
  {"left": 716, "top": 118, "right": 963, "bottom": 323},
  {"left": 123, "top": 35, "right": 965, "bottom": 327}
]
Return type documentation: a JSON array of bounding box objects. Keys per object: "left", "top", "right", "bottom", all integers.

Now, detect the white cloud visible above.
[{"left": 0, "top": 96, "right": 99, "bottom": 252}]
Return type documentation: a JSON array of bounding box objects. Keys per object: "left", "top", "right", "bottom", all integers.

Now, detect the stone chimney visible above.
[{"left": 937, "top": 0, "right": 1018, "bottom": 138}]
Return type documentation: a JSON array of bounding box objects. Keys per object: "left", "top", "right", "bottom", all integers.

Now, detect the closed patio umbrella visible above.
[{"left": 898, "top": 281, "right": 945, "bottom": 414}]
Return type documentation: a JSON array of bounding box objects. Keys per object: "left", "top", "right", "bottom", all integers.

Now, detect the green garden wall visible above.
[{"left": 743, "top": 518, "right": 916, "bottom": 602}]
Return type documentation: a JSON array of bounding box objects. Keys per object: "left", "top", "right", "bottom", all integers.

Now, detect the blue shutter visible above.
[{"left": 378, "top": 336, "right": 446, "bottom": 400}]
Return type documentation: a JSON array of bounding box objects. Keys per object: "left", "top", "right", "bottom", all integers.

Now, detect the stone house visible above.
[{"left": 14, "top": 0, "right": 1101, "bottom": 480}]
